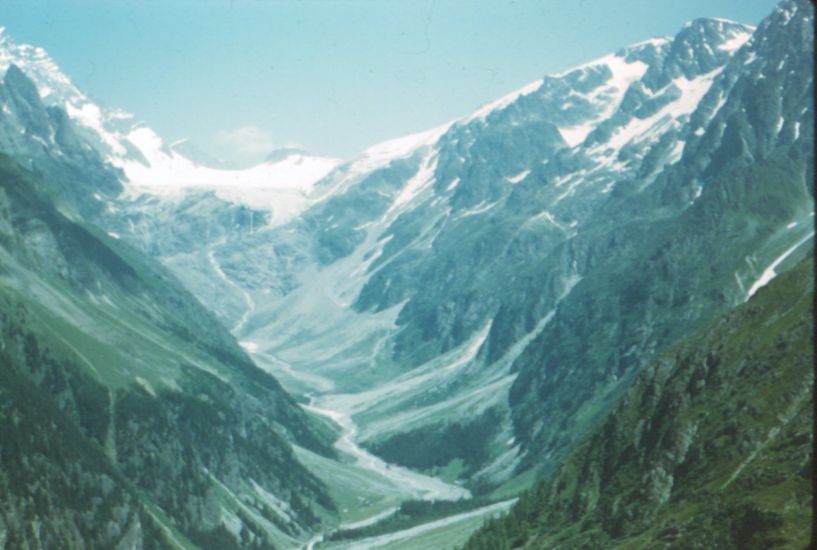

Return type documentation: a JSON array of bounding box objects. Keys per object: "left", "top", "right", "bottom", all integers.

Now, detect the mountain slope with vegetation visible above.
[
  {"left": 466, "top": 257, "right": 813, "bottom": 549},
  {"left": 107, "top": 0, "right": 810, "bottom": 498},
  {"left": 0, "top": 153, "right": 336, "bottom": 548},
  {"left": 507, "top": 0, "right": 814, "bottom": 477}
]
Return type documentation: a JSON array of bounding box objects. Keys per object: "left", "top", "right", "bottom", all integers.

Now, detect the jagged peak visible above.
[
  {"left": 683, "top": 16, "right": 755, "bottom": 31},
  {"left": 618, "top": 36, "right": 673, "bottom": 53},
  {"left": 3, "top": 63, "right": 42, "bottom": 101},
  {"left": 0, "top": 29, "right": 80, "bottom": 107},
  {"left": 4, "top": 62, "right": 25, "bottom": 79},
  {"left": 770, "top": 0, "right": 813, "bottom": 25},
  {"left": 675, "top": 17, "right": 755, "bottom": 48}
]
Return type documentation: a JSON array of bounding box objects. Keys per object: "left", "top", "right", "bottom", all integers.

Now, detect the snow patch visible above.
[
  {"left": 387, "top": 154, "right": 438, "bottom": 212},
  {"left": 624, "top": 37, "right": 672, "bottom": 49},
  {"left": 529, "top": 209, "right": 564, "bottom": 228},
  {"left": 2, "top": 26, "right": 343, "bottom": 227},
  {"left": 467, "top": 79, "right": 543, "bottom": 122},
  {"left": 240, "top": 341, "right": 259, "bottom": 353},
  {"left": 559, "top": 124, "right": 595, "bottom": 147},
  {"left": 668, "top": 140, "right": 686, "bottom": 164},
  {"left": 603, "top": 67, "right": 723, "bottom": 152},
  {"left": 352, "top": 122, "right": 450, "bottom": 175},
  {"left": 557, "top": 54, "right": 650, "bottom": 147},
  {"left": 456, "top": 201, "right": 497, "bottom": 218},
  {"left": 135, "top": 376, "right": 156, "bottom": 397},
  {"left": 64, "top": 101, "right": 127, "bottom": 156},
  {"left": 506, "top": 169, "right": 530, "bottom": 184},
  {"left": 718, "top": 31, "right": 753, "bottom": 52},
  {"left": 122, "top": 152, "right": 339, "bottom": 226},
  {"left": 747, "top": 231, "right": 815, "bottom": 299}
]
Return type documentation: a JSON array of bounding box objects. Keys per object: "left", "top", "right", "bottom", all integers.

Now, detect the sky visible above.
[{"left": 1, "top": 0, "right": 779, "bottom": 165}]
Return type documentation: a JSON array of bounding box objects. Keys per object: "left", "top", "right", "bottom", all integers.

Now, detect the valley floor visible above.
[{"left": 241, "top": 343, "right": 501, "bottom": 549}]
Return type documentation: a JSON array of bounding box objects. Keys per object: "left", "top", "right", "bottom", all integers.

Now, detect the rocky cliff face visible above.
[
  {"left": 0, "top": 64, "right": 122, "bottom": 217},
  {"left": 508, "top": 0, "right": 813, "bottom": 473},
  {"left": 466, "top": 257, "right": 813, "bottom": 549}
]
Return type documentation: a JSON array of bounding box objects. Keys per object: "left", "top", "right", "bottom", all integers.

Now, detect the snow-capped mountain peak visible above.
[
  {"left": 0, "top": 14, "right": 765, "bottom": 231},
  {"left": 0, "top": 27, "right": 341, "bottom": 225},
  {"left": 0, "top": 26, "right": 78, "bottom": 104}
]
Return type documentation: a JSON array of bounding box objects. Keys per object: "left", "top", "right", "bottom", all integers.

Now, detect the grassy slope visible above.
[
  {"left": 466, "top": 257, "right": 813, "bottom": 549},
  {"left": 0, "top": 154, "right": 337, "bottom": 548}
]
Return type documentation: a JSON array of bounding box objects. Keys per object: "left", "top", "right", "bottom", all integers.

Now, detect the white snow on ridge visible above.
[
  {"left": 718, "top": 30, "right": 753, "bottom": 52},
  {"left": 460, "top": 35, "right": 673, "bottom": 128},
  {"left": 0, "top": 27, "right": 76, "bottom": 104},
  {"left": 709, "top": 17, "right": 754, "bottom": 27},
  {"left": 506, "top": 169, "right": 530, "bottom": 184},
  {"left": 0, "top": 27, "right": 140, "bottom": 161},
  {"left": 120, "top": 125, "right": 339, "bottom": 208},
  {"left": 118, "top": 128, "right": 341, "bottom": 225},
  {"left": 387, "top": 154, "right": 438, "bottom": 212},
  {"left": 746, "top": 231, "right": 815, "bottom": 299},
  {"left": 355, "top": 122, "right": 452, "bottom": 172},
  {"left": 314, "top": 122, "right": 453, "bottom": 202},
  {"left": 602, "top": 67, "right": 724, "bottom": 153},
  {"left": 553, "top": 48, "right": 648, "bottom": 81},
  {"left": 0, "top": 19, "right": 756, "bottom": 232},
  {"left": 1, "top": 27, "right": 342, "bottom": 225},
  {"left": 407, "top": 21, "right": 750, "bottom": 159},
  {"left": 558, "top": 125, "right": 595, "bottom": 148},
  {"left": 557, "top": 54, "right": 650, "bottom": 147},
  {"left": 623, "top": 36, "right": 672, "bottom": 49},
  {"left": 467, "top": 78, "right": 543, "bottom": 122},
  {"left": 64, "top": 102, "right": 129, "bottom": 156}
]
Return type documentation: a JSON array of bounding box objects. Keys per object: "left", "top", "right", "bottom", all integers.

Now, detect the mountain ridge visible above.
[
  {"left": 0, "top": 1, "right": 811, "bottom": 547},
  {"left": 466, "top": 257, "right": 813, "bottom": 549},
  {"left": 58, "top": 1, "right": 810, "bottom": 497}
]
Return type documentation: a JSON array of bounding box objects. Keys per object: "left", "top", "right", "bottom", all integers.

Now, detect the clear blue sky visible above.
[{"left": 1, "top": 0, "right": 779, "bottom": 164}]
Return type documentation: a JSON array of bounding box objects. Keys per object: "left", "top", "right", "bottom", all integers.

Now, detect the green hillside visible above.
[
  {"left": 0, "top": 154, "right": 336, "bottom": 548},
  {"left": 466, "top": 258, "right": 813, "bottom": 549}
]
